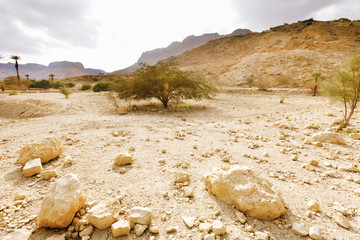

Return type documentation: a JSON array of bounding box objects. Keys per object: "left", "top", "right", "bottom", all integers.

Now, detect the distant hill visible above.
[
  {"left": 0, "top": 61, "right": 107, "bottom": 80},
  {"left": 112, "top": 29, "right": 252, "bottom": 74},
  {"left": 173, "top": 18, "right": 360, "bottom": 87}
]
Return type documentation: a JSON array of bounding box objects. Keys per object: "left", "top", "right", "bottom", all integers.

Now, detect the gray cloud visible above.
[
  {"left": 0, "top": 0, "right": 99, "bottom": 55},
  {"left": 229, "top": 0, "right": 356, "bottom": 31}
]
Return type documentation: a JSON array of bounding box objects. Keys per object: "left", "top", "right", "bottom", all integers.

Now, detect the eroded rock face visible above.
[
  {"left": 311, "top": 132, "right": 346, "bottom": 145},
  {"left": 203, "top": 166, "right": 285, "bottom": 220},
  {"left": 37, "top": 174, "right": 86, "bottom": 228},
  {"left": 18, "top": 137, "right": 63, "bottom": 166},
  {"left": 87, "top": 198, "right": 121, "bottom": 229}
]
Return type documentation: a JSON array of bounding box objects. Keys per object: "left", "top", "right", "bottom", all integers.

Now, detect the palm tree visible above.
[
  {"left": 10, "top": 55, "right": 21, "bottom": 88},
  {"left": 25, "top": 74, "right": 29, "bottom": 79},
  {"left": 49, "top": 74, "right": 55, "bottom": 88}
]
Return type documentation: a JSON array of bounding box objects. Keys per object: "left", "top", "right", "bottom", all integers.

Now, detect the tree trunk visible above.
[
  {"left": 51, "top": 78, "right": 54, "bottom": 89},
  {"left": 162, "top": 100, "right": 168, "bottom": 108},
  {"left": 15, "top": 61, "right": 20, "bottom": 88},
  {"left": 313, "top": 80, "right": 317, "bottom": 96}
]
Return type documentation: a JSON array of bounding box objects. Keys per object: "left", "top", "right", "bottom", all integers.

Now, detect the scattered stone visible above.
[
  {"left": 332, "top": 212, "right": 350, "bottom": 228},
  {"left": 349, "top": 133, "right": 360, "bottom": 140},
  {"left": 311, "top": 132, "right": 346, "bottom": 145},
  {"left": 308, "top": 160, "right": 319, "bottom": 166},
  {"left": 37, "top": 174, "right": 86, "bottom": 228},
  {"left": 183, "top": 186, "right": 194, "bottom": 197},
  {"left": 308, "top": 200, "right": 320, "bottom": 212},
  {"left": 22, "top": 158, "right": 42, "bottom": 177},
  {"left": 87, "top": 198, "right": 121, "bottom": 229},
  {"left": 339, "top": 166, "right": 360, "bottom": 173},
  {"left": 333, "top": 202, "right": 352, "bottom": 216},
  {"left": 18, "top": 137, "right": 63, "bottom": 166},
  {"left": 129, "top": 206, "right": 152, "bottom": 225},
  {"left": 79, "top": 225, "right": 94, "bottom": 238},
  {"left": 354, "top": 189, "right": 360, "bottom": 196},
  {"left": 14, "top": 193, "right": 26, "bottom": 201},
  {"left": 117, "top": 106, "right": 128, "bottom": 115},
  {"left": 203, "top": 166, "right": 285, "bottom": 220},
  {"left": 212, "top": 220, "right": 226, "bottom": 235},
  {"left": 182, "top": 216, "right": 196, "bottom": 228},
  {"left": 199, "top": 222, "right": 212, "bottom": 232},
  {"left": 111, "top": 219, "right": 130, "bottom": 237},
  {"left": 306, "top": 124, "right": 320, "bottom": 129},
  {"left": 254, "top": 231, "right": 270, "bottom": 240},
  {"left": 309, "top": 226, "right": 323, "bottom": 240},
  {"left": 134, "top": 224, "right": 148, "bottom": 236},
  {"left": 324, "top": 170, "right": 340, "bottom": 178},
  {"left": 166, "top": 226, "right": 178, "bottom": 233},
  {"left": 40, "top": 170, "right": 58, "bottom": 180},
  {"left": 149, "top": 224, "right": 159, "bottom": 234},
  {"left": 312, "top": 142, "right": 323, "bottom": 147},
  {"left": 292, "top": 222, "right": 309, "bottom": 236},
  {"left": 291, "top": 155, "right": 298, "bottom": 161},
  {"left": 303, "top": 138, "right": 312, "bottom": 145},
  {"left": 204, "top": 233, "right": 215, "bottom": 240},
  {"left": 235, "top": 211, "right": 247, "bottom": 224},
  {"left": 114, "top": 153, "right": 133, "bottom": 166},
  {"left": 174, "top": 172, "right": 189, "bottom": 183},
  {"left": 118, "top": 168, "right": 127, "bottom": 174}
]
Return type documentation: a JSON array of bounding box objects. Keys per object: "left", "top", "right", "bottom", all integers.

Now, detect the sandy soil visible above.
[{"left": 0, "top": 90, "right": 360, "bottom": 240}]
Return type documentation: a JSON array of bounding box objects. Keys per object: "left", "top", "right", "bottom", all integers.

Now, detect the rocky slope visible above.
[
  {"left": 113, "top": 29, "right": 251, "bottom": 74},
  {"left": 174, "top": 18, "right": 360, "bottom": 87},
  {"left": 0, "top": 61, "right": 107, "bottom": 80}
]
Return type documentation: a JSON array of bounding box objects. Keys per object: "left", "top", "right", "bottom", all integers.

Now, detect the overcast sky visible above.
[{"left": 0, "top": 0, "right": 359, "bottom": 72}]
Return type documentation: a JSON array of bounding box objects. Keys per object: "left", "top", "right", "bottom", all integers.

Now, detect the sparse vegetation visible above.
[
  {"left": 54, "top": 81, "right": 74, "bottom": 89},
  {"left": 321, "top": 55, "right": 360, "bottom": 129},
  {"left": 93, "top": 82, "right": 113, "bottom": 92},
  {"left": 49, "top": 74, "right": 55, "bottom": 88},
  {"left": 3, "top": 76, "right": 31, "bottom": 90},
  {"left": 30, "top": 79, "right": 52, "bottom": 89},
  {"left": 80, "top": 84, "right": 92, "bottom": 91},
  {"left": 114, "top": 61, "right": 214, "bottom": 107},
  {"left": 303, "top": 72, "right": 323, "bottom": 96},
  {"left": 59, "top": 87, "right": 71, "bottom": 99}
]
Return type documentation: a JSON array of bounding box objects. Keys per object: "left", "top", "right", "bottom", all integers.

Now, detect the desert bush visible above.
[
  {"left": 320, "top": 55, "right": 360, "bottom": 129},
  {"left": 80, "top": 84, "right": 92, "bottom": 91},
  {"left": 93, "top": 82, "right": 113, "bottom": 92},
  {"left": 59, "top": 87, "right": 72, "bottom": 99},
  {"left": 54, "top": 81, "right": 75, "bottom": 89},
  {"left": 302, "top": 72, "right": 323, "bottom": 96},
  {"left": 113, "top": 61, "right": 214, "bottom": 107},
  {"left": 30, "top": 79, "right": 51, "bottom": 89},
  {"left": 3, "top": 76, "right": 31, "bottom": 90}
]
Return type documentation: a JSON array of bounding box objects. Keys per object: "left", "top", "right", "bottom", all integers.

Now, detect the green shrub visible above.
[
  {"left": 80, "top": 84, "right": 92, "bottom": 91},
  {"left": 30, "top": 79, "right": 51, "bottom": 89},
  {"left": 93, "top": 82, "right": 113, "bottom": 92}
]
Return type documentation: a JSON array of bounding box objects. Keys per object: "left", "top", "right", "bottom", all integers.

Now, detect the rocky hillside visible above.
[
  {"left": 0, "top": 61, "right": 107, "bottom": 80},
  {"left": 174, "top": 18, "right": 360, "bottom": 87},
  {"left": 113, "top": 29, "right": 251, "bottom": 74}
]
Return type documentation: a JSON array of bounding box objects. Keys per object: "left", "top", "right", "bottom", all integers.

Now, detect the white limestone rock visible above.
[
  {"left": 292, "top": 222, "right": 309, "bottom": 236},
  {"left": 128, "top": 206, "right": 152, "bottom": 225},
  {"left": 111, "top": 219, "right": 130, "bottom": 237},
  {"left": 87, "top": 198, "right": 121, "bottom": 229},
  {"left": 311, "top": 132, "right": 346, "bottom": 145},
  {"left": 212, "top": 220, "right": 226, "bottom": 235},
  {"left": 18, "top": 137, "right": 63, "bottom": 166},
  {"left": 22, "top": 158, "right": 42, "bottom": 177},
  {"left": 203, "top": 166, "right": 285, "bottom": 220},
  {"left": 37, "top": 174, "right": 86, "bottom": 228}
]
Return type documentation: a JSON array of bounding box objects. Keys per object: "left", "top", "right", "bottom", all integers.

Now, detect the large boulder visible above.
[
  {"left": 37, "top": 174, "right": 86, "bottom": 228},
  {"left": 19, "top": 137, "right": 63, "bottom": 166},
  {"left": 87, "top": 198, "right": 121, "bottom": 229},
  {"left": 203, "top": 166, "right": 285, "bottom": 220},
  {"left": 311, "top": 132, "right": 346, "bottom": 145}
]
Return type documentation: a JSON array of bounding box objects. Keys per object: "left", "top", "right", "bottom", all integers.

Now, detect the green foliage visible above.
[
  {"left": 113, "top": 61, "right": 214, "bottom": 107},
  {"left": 321, "top": 55, "right": 360, "bottom": 128},
  {"left": 54, "top": 81, "right": 75, "bottom": 89},
  {"left": 30, "top": 79, "right": 51, "bottom": 89},
  {"left": 80, "top": 84, "right": 92, "bottom": 91},
  {"left": 93, "top": 82, "right": 113, "bottom": 92},
  {"left": 59, "top": 87, "right": 71, "bottom": 96}
]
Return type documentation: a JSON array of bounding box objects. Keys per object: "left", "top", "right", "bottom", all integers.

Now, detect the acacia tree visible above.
[
  {"left": 49, "top": 74, "right": 55, "bottom": 88},
  {"left": 10, "top": 55, "right": 21, "bottom": 88},
  {"left": 321, "top": 55, "right": 360, "bottom": 129},
  {"left": 25, "top": 74, "right": 29, "bottom": 79},
  {"left": 303, "top": 72, "right": 322, "bottom": 96},
  {"left": 114, "top": 61, "right": 214, "bottom": 107}
]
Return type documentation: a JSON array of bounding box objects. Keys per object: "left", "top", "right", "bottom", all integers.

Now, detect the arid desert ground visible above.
[{"left": 0, "top": 90, "right": 360, "bottom": 240}]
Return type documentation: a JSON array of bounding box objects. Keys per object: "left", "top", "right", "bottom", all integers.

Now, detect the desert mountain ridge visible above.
[
  {"left": 0, "top": 61, "right": 107, "bottom": 80},
  {"left": 112, "top": 28, "right": 252, "bottom": 74},
  {"left": 172, "top": 18, "right": 360, "bottom": 87}
]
